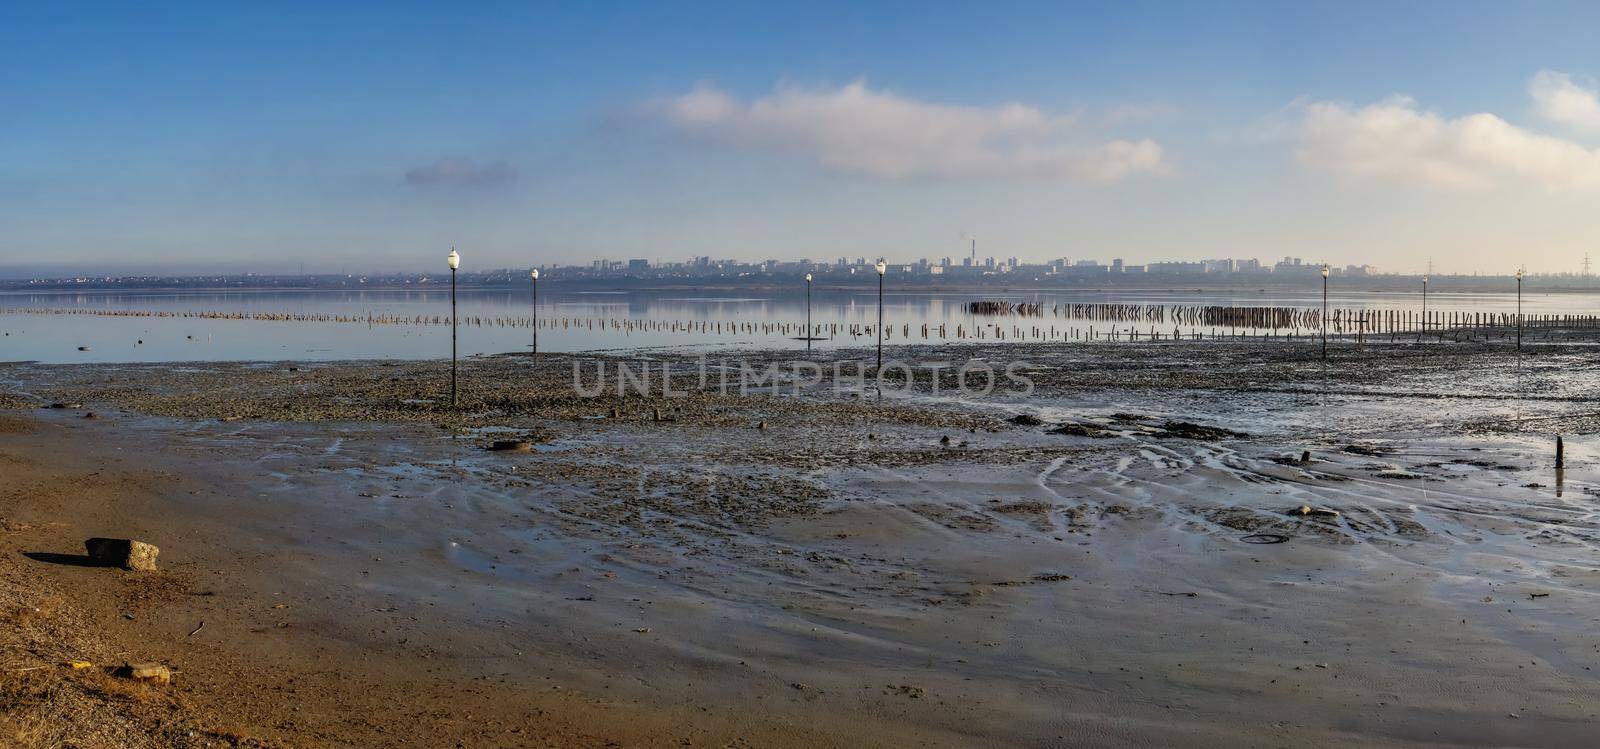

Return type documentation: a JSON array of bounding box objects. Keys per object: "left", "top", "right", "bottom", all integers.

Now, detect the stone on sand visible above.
[
  {"left": 84, "top": 538, "right": 160, "bottom": 572},
  {"left": 114, "top": 662, "right": 172, "bottom": 685}
]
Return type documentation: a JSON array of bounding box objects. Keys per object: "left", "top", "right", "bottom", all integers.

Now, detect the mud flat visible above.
[{"left": 1, "top": 342, "right": 1598, "bottom": 747}]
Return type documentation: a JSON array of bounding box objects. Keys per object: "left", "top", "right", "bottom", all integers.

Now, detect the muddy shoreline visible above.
[{"left": 3, "top": 343, "right": 1599, "bottom": 747}]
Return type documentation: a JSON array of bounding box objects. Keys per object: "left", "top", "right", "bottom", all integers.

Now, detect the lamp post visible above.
[
  {"left": 1321, "top": 265, "right": 1329, "bottom": 361},
  {"left": 447, "top": 248, "right": 460, "bottom": 407},
  {"left": 1421, "top": 273, "right": 1428, "bottom": 338},
  {"left": 1516, "top": 267, "right": 1523, "bottom": 352},
  {"left": 804, "top": 272, "right": 813, "bottom": 352},
  {"left": 530, "top": 267, "right": 540, "bottom": 355},
  {"left": 875, "top": 260, "right": 887, "bottom": 375}
]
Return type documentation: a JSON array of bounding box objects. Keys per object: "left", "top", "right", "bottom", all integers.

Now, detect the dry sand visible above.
[{"left": 1, "top": 342, "right": 1598, "bottom": 747}]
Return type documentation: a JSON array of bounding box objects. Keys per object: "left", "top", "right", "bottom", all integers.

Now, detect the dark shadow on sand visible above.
[{"left": 22, "top": 551, "right": 107, "bottom": 567}]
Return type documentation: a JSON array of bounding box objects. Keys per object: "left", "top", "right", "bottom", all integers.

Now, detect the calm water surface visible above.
[{"left": 1, "top": 287, "right": 1592, "bottom": 363}]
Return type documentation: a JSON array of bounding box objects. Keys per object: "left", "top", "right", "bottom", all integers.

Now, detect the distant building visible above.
[{"left": 1148, "top": 261, "right": 1206, "bottom": 274}]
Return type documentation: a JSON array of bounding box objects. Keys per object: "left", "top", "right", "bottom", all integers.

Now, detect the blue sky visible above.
[{"left": 4, "top": 1, "right": 1600, "bottom": 275}]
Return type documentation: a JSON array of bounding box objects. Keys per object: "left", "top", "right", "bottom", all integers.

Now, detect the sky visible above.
[{"left": 4, "top": 1, "right": 1600, "bottom": 276}]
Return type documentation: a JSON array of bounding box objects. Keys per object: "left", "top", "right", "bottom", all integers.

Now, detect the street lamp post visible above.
[
  {"left": 804, "top": 272, "right": 813, "bottom": 352},
  {"left": 1421, "top": 274, "right": 1428, "bottom": 339},
  {"left": 530, "top": 268, "right": 539, "bottom": 355},
  {"left": 1321, "top": 265, "right": 1330, "bottom": 361},
  {"left": 875, "top": 260, "right": 887, "bottom": 375},
  {"left": 447, "top": 248, "right": 460, "bottom": 407},
  {"left": 1516, "top": 267, "right": 1523, "bottom": 352}
]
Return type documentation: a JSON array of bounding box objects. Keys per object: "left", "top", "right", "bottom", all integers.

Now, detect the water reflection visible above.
[{"left": 3, "top": 287, "right": 1598, "bottom": 364}]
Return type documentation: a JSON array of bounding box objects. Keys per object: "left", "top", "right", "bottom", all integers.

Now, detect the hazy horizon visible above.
[{"left": 7, "top": 2, "right": 1600, "bottom": 275}]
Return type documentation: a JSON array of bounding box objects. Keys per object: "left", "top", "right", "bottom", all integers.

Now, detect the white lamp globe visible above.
[
  {"left": 531, "top": 268, "right": 539, "bottom": 280},
  {"left": 1320, "top": 265, "right": 1329, "bottom": 278},
  {"left": 875, "top": 260, "right": 887, "bottom": 276},
  {"left": 804, "top": 272, "right": 812, "bottom": 282},
  {"left": 447, "top": 249, "right": 460, "bottom": 270}
]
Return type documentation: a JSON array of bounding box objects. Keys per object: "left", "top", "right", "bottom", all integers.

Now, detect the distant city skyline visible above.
[
  {"left": 8, "top": 251, "right": 1595, "bottom": 287},
  {"left": 6, "top": 2, "right": 1600, "bottom": 275}
]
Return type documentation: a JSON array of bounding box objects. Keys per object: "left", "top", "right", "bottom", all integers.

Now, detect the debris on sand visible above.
[
  {"left": 1287, "top": 505, "right": 1341, "bottom": 519},
  {"left": 993, "top": 500, "right": 1053, "bottom": 515},
  {"left": 1008, "top": 413, "right": 1045, "bottom": 427},
  {"left": 1155, "top": 421, "right": 1246, "bottom": 441},
  {"left": 487, "top": 440, "right": 533, "bottom": 452},
  {"left": 114, "top": 662, "right": 172, "bottom": 685},
  {"left": 1240, "top": 533, "right": 1290, "bottom": 544},
  {"left": 84, "top": 538, "right": 159, "bottom": 572},
  {"left": 1344, "top": 443, "right": 1391, "bottom": 457},
  {"left": 1049, "top": 423, "right": 1109, "bottom": 438}
]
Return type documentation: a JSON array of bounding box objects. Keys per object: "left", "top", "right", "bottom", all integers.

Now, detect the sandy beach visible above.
[{"left": 3, "top": 342, "right": 1598, "bottom": 747}]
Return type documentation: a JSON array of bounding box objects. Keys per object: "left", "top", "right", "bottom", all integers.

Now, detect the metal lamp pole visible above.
[
  {"left": 447, "top": 248, "right": 460, "bottom": 406},
  {"left": 804, "top": 272, "right": 813, "bottom": 352},
  {"left": 1321, "top": 265, "right": 1329, "bottom": 361},
  {"left": 875, "top": 260, "right": 886, "bottom": 374},
  {"left": 1516, "top": 267, "right": 1523, "bottom": 352},
  {"left": 531, "top": 267, "right": 540, "bottom": 355}
]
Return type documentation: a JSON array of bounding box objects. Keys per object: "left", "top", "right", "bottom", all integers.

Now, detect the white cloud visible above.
[
  {"left": 649, "top": 81, "right": 1165, "bottom": 181},
  {"left": 1098, "top": 101, "right": 1177, "bottom": 127},
  {"left": 1530, "top": 70, "right": 1600, "bottom": 132},
  {"left": 1294, "top": 94, "right": 1600, "bottom": 190}
]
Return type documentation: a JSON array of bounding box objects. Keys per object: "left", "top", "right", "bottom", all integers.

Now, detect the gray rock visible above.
[
  {"left": 85, "top": 538, "right": 160, "bottom": 572},
  {"left": 114, "top": 662, "right": 171, "bottom": 685}
]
